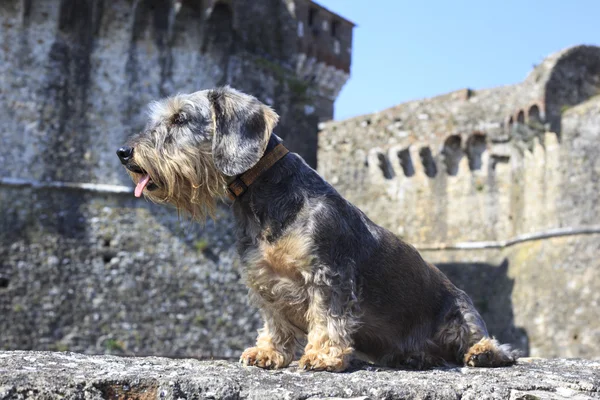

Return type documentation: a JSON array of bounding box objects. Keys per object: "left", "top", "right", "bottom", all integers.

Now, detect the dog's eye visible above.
[{"left": 171, "top": 112, "right": 188, "bottom": 126}]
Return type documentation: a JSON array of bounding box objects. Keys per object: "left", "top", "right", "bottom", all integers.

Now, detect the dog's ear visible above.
[{"left": 208, "top": 86, "right": 279, "bottom": 176}]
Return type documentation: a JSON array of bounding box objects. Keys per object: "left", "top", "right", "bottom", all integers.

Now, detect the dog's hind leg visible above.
[
  {"left": 464, "top": 337, "right": 517, "bottom": 367},
  {"left": 457, "top": 292, "right": 518, "bottom": 367},
  {"left": 436, "top": 290, "right": 518, "bottom": 368}
]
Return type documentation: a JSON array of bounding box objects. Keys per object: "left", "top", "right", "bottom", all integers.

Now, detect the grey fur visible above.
[
  {"left": 209, "top": 86, "right": 279, "bottom": 176},
  {"left": 118, "top": 86, "right": 519, "bottom": 371}
]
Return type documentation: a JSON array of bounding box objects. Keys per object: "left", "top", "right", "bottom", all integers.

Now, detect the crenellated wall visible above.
[
  {"left": 318, "top": 45, "right": 600, "bottom": 245},
  {"left": 319, "top": 128, "right": 566, "bottom": 245}
]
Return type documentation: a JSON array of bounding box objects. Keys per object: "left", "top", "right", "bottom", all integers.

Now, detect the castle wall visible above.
[
  {"left": 0, "top": 0, "right": 348, "bottom": 357},
  {"left": 422, "top": 233, "right": 600, "bottom": 359},
  {"left": 318, "top": 114, "right": 597, "bottom": 246},
  {"left": 0, "top": 186, "right": 260, "bottom": 358}
]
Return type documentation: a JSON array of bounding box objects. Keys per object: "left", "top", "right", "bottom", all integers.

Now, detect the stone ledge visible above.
[{"left": 0, "top": 351, "right": 598, "bottom": 400}]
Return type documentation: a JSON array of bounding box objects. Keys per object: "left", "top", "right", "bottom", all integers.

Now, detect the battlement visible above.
[
  {"left": 294, "top": 1, "right": 354, "bottom": 73},
  {"left": 318, "top": 45, "right": 600, "bottom": 245}
]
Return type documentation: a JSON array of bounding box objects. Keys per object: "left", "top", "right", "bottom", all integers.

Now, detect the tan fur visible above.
[
  {"left": 241, "top": 232, "right": 356, "bottom": 371},
  {"left": 464, "top": 337, "right": 516, "bottom": 367},
  {"left": 245, "top": 232, "right": 313, "bottom": 301},
  {"left": 127, "top": 142, "right": 226, "bottom": 220},
  {"left": 240, "top": 328, "right": 293, "bottom": 369},
  {"left": 261, "top": 235, "right": 313, "bottom": 280},
  {"left": 299, "top": 291, "right": 354, "bottom": 372},
  {"left": 240, "top": 232, "right": 313, "bottom": 368}
]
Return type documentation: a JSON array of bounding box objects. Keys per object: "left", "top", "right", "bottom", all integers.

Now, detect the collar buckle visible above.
[{"left": 227, "top": 177, "right": 248, "bottom": 201}]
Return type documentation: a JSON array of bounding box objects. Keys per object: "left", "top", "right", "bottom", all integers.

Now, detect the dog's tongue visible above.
[{"left": 134, "top": 174, "right": 151, "bottom": 198}]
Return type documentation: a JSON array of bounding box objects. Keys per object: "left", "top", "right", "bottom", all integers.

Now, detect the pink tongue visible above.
[{"left": 134, "top": 174, "right": 151, "bottom": 198}]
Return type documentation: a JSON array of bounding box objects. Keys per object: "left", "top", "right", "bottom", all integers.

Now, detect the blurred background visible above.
[{"left": 1, "top": 0, "right": 599, "bottom": 361}]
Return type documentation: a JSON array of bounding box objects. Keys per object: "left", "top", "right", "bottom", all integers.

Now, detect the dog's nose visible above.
[{"left": 117, "top": 147, "right": 133, "bottom": 164}]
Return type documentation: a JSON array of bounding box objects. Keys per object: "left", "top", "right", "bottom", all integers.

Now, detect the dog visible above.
[{"left": 117, "top": 86, "right": 518, "bottom": 372}]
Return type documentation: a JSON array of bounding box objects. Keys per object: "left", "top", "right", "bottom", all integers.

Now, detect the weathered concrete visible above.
[{"left": 1, "top": 351, "right": 599, "bottom": 400}]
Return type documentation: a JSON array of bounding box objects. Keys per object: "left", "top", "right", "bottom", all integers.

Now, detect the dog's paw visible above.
[
  {"left": 298, "top": 347, "right": 352, "bottom": 372},
  {"left": 464, "top": 337, "right": 516, "bottom": 367},
  {"left": 240, "top": 346, "right": 290, "bottom": 369}
]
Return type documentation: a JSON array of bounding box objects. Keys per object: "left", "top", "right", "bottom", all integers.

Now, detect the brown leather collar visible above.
[{"left": 226, "top": 143, "right": 289, "bottom": 201}]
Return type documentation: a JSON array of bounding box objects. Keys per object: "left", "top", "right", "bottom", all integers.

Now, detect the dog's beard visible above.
[{"left": 127, "top": 142, "right": 227, "bottom": 221}]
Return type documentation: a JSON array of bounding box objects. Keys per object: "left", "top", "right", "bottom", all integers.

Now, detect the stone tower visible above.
[{"left": 0, "top": 0, "right": 354, "bottom": 183}]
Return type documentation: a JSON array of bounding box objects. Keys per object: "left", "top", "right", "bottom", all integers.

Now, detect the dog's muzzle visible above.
[{"left": 116, "top": 146, "right": 158, "bottom": 196}]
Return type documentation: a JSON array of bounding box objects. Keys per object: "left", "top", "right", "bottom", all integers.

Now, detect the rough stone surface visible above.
[
  {"left": 0, "top": 188, "right": 259, "bottom": 359},
  {"left": 1, "top": 351, "right": 599, "bottom": 400},
  {"left": 422, "top": 235, "right": 600, "bottom": 360},
  {"left": 0, "top": 0, "right": 354, "bottom": 179}
]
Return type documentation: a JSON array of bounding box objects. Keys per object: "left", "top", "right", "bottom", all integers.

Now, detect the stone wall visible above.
[
  {"left": 0, "top": 0, "right": 345, "bottom": 180},
  {"left": 0, "top": 0, "right": 353, "bottom": 357},
  {"left": 0, "top": 186, "right": 261, "bottom": 359},
  {"left": 423, "top": 234, "right": 600, "bottom": 359}
]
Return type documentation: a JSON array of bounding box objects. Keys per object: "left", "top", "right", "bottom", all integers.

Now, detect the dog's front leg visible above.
[
  {"left": 299, "top": 286, "right": 356, "bottom": 372},
  {"left": 240, "top": 311, "right": 296, "bottom": 369}
]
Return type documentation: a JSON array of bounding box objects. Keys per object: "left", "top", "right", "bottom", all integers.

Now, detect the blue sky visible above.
[{"left": 317, "top": 0, "right": 600, "bottom": 121}]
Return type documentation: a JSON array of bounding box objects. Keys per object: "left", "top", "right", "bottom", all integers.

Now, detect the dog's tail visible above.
[{"left": 463, "top": 337, "right": 520, "bottom": 367}]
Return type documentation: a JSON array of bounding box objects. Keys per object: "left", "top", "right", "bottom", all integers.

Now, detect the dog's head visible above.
[{"left": 117, "top": 86, "right": 279, "bottom": 219}]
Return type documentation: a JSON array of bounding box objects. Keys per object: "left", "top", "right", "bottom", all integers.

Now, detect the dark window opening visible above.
[
  {"left": 419, "top": 147, "right": 438, "bottom": 178},
  {"left": 466, "top": 133, "right": 487, "bottom": 171},
  {"left": 308, "top": 7, "right": 317, "bottom": 27},
  {"left": 398, "top": 149, "right": 415, "bottom": 177},
  {"left": 442, "top": 135, "right": 463, "bottom": 176},
  {"left": 331, "top": 20, "right": 340, "bottom": 38},
  {"left": 490, "top": 154, "right": 510, "bottom": 170},
  {"left": 528, "top": 105, "right": 542, "bottom": 125},
  {"left": 377, "top": 152, "right": 395, "bottom": 180}
]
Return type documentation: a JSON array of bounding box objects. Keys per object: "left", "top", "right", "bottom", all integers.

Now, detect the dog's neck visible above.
[
  {"left": 264, "top": 134, "right": 282, "bottom": 153},
  {"left": 226, "top": 134, "right": 288, "bottom": 201}
]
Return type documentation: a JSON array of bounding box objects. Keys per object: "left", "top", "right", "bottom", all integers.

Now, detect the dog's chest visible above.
[{"left": 244, "top": 233, "right": 314, "bottom": 328}]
